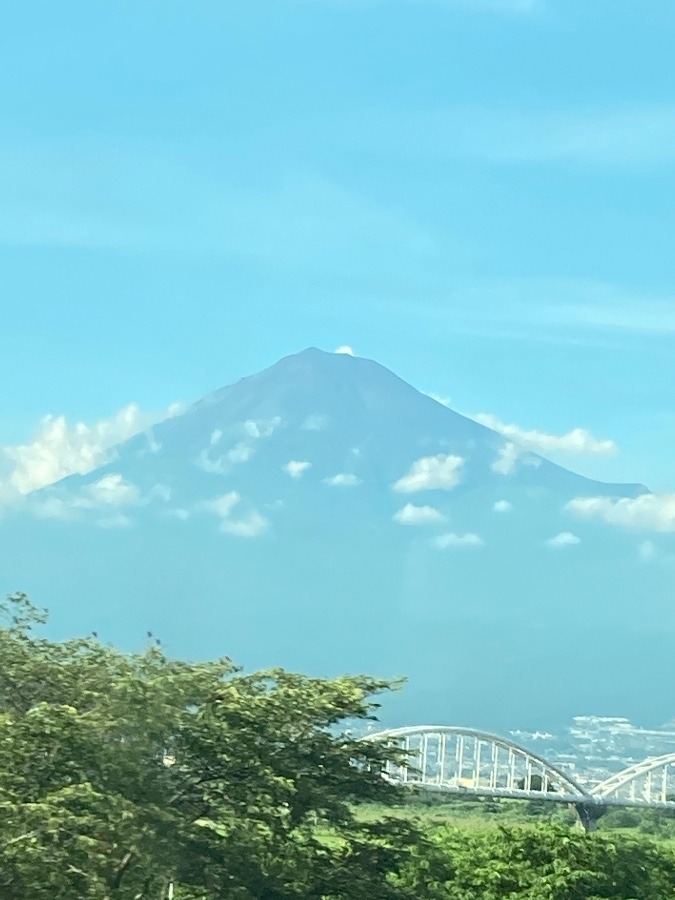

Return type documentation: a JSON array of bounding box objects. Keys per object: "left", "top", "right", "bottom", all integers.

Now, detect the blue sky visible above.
[{"left": 2, "top": 0, "right": 674, "bottom": 491}]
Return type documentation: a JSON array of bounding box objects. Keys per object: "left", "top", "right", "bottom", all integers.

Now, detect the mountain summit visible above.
[
  {"left": 53, "top": 346, "right": 644, "bottom": 507},
  {"left": 1, "top": 349, "right": 670, "bottom": 730}
]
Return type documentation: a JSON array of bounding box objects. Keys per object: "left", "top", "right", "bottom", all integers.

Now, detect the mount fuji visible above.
[{"left": 1, "top": 348, "right": 672, "bottom": 731}]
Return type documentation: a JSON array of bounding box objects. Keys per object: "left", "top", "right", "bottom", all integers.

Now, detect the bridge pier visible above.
[{"left": 572, "top": 802, "right": 607, "bottom": 833}]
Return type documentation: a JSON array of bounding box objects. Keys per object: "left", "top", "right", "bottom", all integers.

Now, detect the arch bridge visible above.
[{"left": 365, "top": 726, "right": 675, "bottom": 830}]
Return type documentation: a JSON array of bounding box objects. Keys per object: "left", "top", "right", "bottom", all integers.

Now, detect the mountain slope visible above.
[
  {"left": 1, "top": 348, "right": 670, "bottom": 731},
  {"left": 47, "top": 346, "right": 646, "bottom": 505}
]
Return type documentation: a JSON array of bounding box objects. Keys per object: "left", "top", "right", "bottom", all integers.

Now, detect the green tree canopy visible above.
[
  {"left": 0, "top": 593, "right": 417, "bottom": 899},
  {"left": 3, "top": 592, "right": 675, "bottom": 900},
  {"left": 398, "top": 822, "right": 675, "bottom": 900}
]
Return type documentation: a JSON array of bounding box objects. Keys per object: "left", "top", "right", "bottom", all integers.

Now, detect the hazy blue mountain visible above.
[{"left": 1, "top": 348, "right": 671, "bottom": 732}]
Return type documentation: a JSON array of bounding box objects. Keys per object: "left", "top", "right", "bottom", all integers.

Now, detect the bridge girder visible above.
[
  {"left": 365, "top": 726, "right": 675, "bottom": 810},
  {"left": 592, "top": 753, "right": 675, "bottom": 805},
  {"left": 366, "top": 725, "right": 592, "bottom": 803}
]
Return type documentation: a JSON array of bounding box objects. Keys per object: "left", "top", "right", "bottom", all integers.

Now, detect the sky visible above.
[{"left": 2, "top": 0, "right": 674, "bottom": 493}]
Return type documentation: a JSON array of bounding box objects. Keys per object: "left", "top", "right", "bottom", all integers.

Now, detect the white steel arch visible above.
[
  {"left": 367, "top": 725, "right": 592, "bottom": 803},
  {"left": 592, "top": 753, "right": 675, "bottom": 807}
]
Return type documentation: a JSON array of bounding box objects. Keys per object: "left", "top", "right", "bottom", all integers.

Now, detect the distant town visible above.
[{"left": 511, "top": 716, "right": 675, "bottom": 787}]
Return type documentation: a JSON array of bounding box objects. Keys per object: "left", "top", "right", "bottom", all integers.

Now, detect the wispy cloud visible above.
[
  {"left": 539, "top": 298, "right": 675, "bottom": 335},
  {"left": 201, "top": 491, "right": 269, "bottom": 538},
  {"left": 96, "top": 513, "right": 133, "bottom": 530},
  {"left": 637, "top": 539, "right": 675, "bottom": 567},
  {"left": 347, "top": 104, "right": 675, "bottom": 168},
  {"left": 639, "top": 539, "right": 657, "bottom": 562},
  {"left": 474, "top": 413, "right": 617, "bottom": 456},
  {"left": 566, "top": 494, "right": 675, "bottom": 533},
  {"left": 222, "top": 174, "right": 437, "bottom": 267},
  {"left": 323, "top": 473, "right": 362, "bottom": 487},
  {"left": 26, "top": 472, "right": 149, "bottom": 525},
  {"left": 490, "top": 443, "right": 538, "bottom": 476},
  {"left": 196, "top": 417, "right": 282, "bottom": 475},
  {"left": 1, "top": 402, "right": 180, "bottom": 499},
  {"left": 0, "top": 138, "right": 437, "bottom": 273},
  {"left": 376, "top": 276, "right": 675, "bottom": 346},
  {"left": 301, "top": 415, "right": 328, "bottom": 432}
]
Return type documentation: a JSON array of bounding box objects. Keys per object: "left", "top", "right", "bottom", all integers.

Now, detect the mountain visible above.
[{"left": 1, "top": 348, "right": 672, "bottom": 731}]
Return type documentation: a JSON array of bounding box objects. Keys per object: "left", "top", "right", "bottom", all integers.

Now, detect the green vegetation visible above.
[
  {"left": 2, "top": 592, "right": 675, "bottom": 899},
  {"left": 0, "top": 593, "right": 416, "bottom": 898},
  {"left": 397, "top": 823, "right": 675, "bottom": 899}
]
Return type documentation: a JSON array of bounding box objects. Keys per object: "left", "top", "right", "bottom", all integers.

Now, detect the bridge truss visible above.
[{"left": 366, "top": 726, "right": 675, "bottom": 821}]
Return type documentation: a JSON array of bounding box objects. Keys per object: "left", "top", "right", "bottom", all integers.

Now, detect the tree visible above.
[
  {"left": 0, "top": 593, "right": 419, "bottom": 899},
  {"left": 398, "top": 823, "right": 675, "bottom": 899}
]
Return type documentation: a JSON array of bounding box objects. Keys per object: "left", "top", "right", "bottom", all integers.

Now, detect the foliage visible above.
[
  {"left": 0, "top": 593, "right": 418, "bottom": 899},
  {"left": 398, "top": 823, "right": 675, "bottom": 899},
  {"left": 3, "top": 592, "right": 675, "bottom": 899}
]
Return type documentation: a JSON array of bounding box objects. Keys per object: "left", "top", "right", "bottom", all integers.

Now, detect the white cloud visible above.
[
  {"left": 86, "top": 473, "right": 140, "bottom": 507},
  {"left": 545, "top": 531, "right": 581, "bottom": 549},
  {"left": 202, "top": 491, "right": 269, "bottom": 538},
  {"left": 301, "top": 414, "right": 328, "bottom": 431},
  {"left": 475, "top": 413, "right": 616, "bottom": 456},
  {"left": 493, "top": 500, "right": 512, "bottom": 513},
  {"left": 283, "top": 460, "right": 312, "bottom": 479},
  {"left": 219, "top": 511, "right": 269, "bottom": 538},
  {"left": 491, "top": 442, "right": 522, "bottom": 476},
  {"left": 196, "top": 416, "right": 282, "bottom": 474},
  {"left": 195, "top": 450, "right": 225, "bottom": 474},
  {"left": 566, "top": 494, "right": 675, "bottom": 533},
  {"left": 243, "top": 417, "right": 281, "bottom": 439},
  {"left": 3, "top": 402, "right": 180, "bottom": 496},
  {"left": 334, "top": 345, "right": 355, "bottom": 356},
  {"left": 434, "top": 532, "right": 483, "bottom": 549},
  {"left": 226, "top": 442, "right": 255, "bottom": 464},
  {"left": 323, "top": 473, "right": 362, "bottom": 487},
  {"left": 23, "top": 471, "right": 143, "bottom": 522},
  {"left": 393, "top": 503, "right": 445, "bottom": 526},
  {"left": 394, "top": 454, "right": 464, "bottom": 493},
  {"left": 203, "top": 491, "right": 241, "bottom": 519}
]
